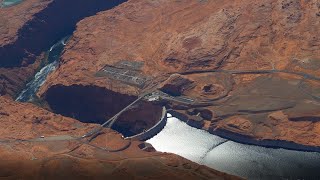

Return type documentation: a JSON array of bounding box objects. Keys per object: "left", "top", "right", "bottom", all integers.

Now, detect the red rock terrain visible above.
[
  {"left": 38, "top": 0, "right": 320, "bottom": 150},
  {"left": 0, "top": 0, "right": 52, "bottom": 97},
  {"left": 1, "top": 0, "right": 320, "bottom": 177},
  {"left": 0, "top": 0, "right": 242, "bottom": 179},
  {"left": 0, "top": 96, "right": 240, "bottom": 179},
  {"left": 0, "top": 0, "right": 127, "bottom": 97}
]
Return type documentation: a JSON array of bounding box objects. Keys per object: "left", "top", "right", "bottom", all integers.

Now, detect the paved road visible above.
[
  {"left": 81, "top": 94, "right": 149, "bottom": 139},
  {"left": 2, "top": 68, "right": 319, "bottom": 153},
  {"left": 181, "top": 69, "right": 320, "bottom": 81},
  {"left": 37, "top": 68, "right": 320, "bottom": 152},
  {"left": 92, "top": 68, "right": 320, "bottom": 135}
]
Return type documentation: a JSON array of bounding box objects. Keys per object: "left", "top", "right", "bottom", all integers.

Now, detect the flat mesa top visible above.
[
  {"left": 1, "top": 0, "right": 24, "bottom": 8},
  {"left": 96, "top": 60, "right": 148, "bottom": 88},
  {"left": 115, "top": 60, "right": 144, "bottom": 71}
]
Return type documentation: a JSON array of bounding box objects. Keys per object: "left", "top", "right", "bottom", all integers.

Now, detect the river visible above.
[
  {"left": 16, "top": 36, "right": 69, "bottom": 102},
  {"left": 147, "top": 114, "right": 320, "bottom": 180}
]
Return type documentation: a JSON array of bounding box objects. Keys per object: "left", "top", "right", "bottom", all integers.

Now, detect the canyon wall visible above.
[
  {"left": 0, "top": 96, "right": 239, "bottom": 179},
  {"left": 38, "top": 0, "right": 320, "bottom": 150},
  {"left": 0, "top": 0, "right": 127, "bottom": 97}
]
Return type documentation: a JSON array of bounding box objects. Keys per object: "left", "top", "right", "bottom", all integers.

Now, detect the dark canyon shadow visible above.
[
  {"left": 44, "top": 85, "right": 163, "bottom": 137},
  {"left": 0, "top": 0, "right": 127, "bottom": 67}
]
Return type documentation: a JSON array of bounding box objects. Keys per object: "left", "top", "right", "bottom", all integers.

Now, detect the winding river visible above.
[
  {"left": 16, "top": 36, "right": 69, "bottom": 102},
  {"left": 147, "top": 114, "right": 320, "bottom": 180}
]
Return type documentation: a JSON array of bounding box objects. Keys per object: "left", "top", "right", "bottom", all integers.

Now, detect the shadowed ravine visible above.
[
  {"left": 19, "top": 58, "right": 320, "bottom": 179},
  {"left": 15, "top": 36, "right": 69, "bottom": 102},
  {"left": 5, "top": 1, "right": 320, "bottom": 179},
  {"left": 0, "top": 0, "right": 127, "bottom": 67}
]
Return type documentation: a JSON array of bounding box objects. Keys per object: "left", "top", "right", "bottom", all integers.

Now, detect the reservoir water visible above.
[{"left": 147, "top": 115, "right": 320, "bottom": 179}]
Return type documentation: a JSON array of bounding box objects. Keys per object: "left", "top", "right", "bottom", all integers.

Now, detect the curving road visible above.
[
  {"left": 180, "top": 69, "right": 320, "bottom": 81},
  {"left": 86, "top": 67, "right": 320, "bottom": 139},
  {"left": 1, "top": 68, "right": 320, "bottom": 154}
]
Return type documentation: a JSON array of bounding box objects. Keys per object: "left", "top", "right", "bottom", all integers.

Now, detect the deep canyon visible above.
[{"left": 1, "top": 0, "right": 320, "bottom": 179}]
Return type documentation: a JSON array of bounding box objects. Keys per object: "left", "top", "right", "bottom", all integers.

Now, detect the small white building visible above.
[{"left": 147, "top": 96, "right": 160, "bottom": 102}]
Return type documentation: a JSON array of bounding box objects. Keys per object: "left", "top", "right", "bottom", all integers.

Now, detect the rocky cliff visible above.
[
  {"left": 0, "top": 96, "right": 239, "bottom": 179},
  {"left": 38, "top": 0, "right": 320, "bottom": 150},
  {"left": 0, "top": 0, "right": 127, "bottom": 97},
  {"left": 1, "top": 0, "right": 320, "bottom": 177},
  {"left": 0, "top": 0, "right": 243, "bottom": 178}
]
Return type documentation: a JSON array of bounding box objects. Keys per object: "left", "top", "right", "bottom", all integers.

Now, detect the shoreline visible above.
[
  {"left": 210, "top": 128, "right": 320, "bottom": 153},
  {"left": 168, "top": 110, "right": 320, "bottom": 153}
]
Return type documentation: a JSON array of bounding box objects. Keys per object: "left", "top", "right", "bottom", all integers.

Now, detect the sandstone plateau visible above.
[
  {"left": 1, "top": 0, "right": 320, "bottom": 179},
  {"left": 38, "top": 0, "right": 320, "bottom": 150},
  {"left": 0, "top": 0, "right": 242, "bottom": 179},
  {"left": 0, "top": 0, "right": 127, "bottom": 97},
  {"left": 0, "top": 96, "right": 239, "bottom": 179}
]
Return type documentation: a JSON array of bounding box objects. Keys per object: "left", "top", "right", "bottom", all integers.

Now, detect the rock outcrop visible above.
[
  {"left": 0, "top": 96, "right": 239, "bottom": 179},
  {"left": 38, "top": 0, "right": 320, "bottom": 150},
  {"left": 0, "top": 0, "right": 127, "bottom": 96},
  {"left": 2, "top": 0, "right": 320, "bottom": 177}
]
